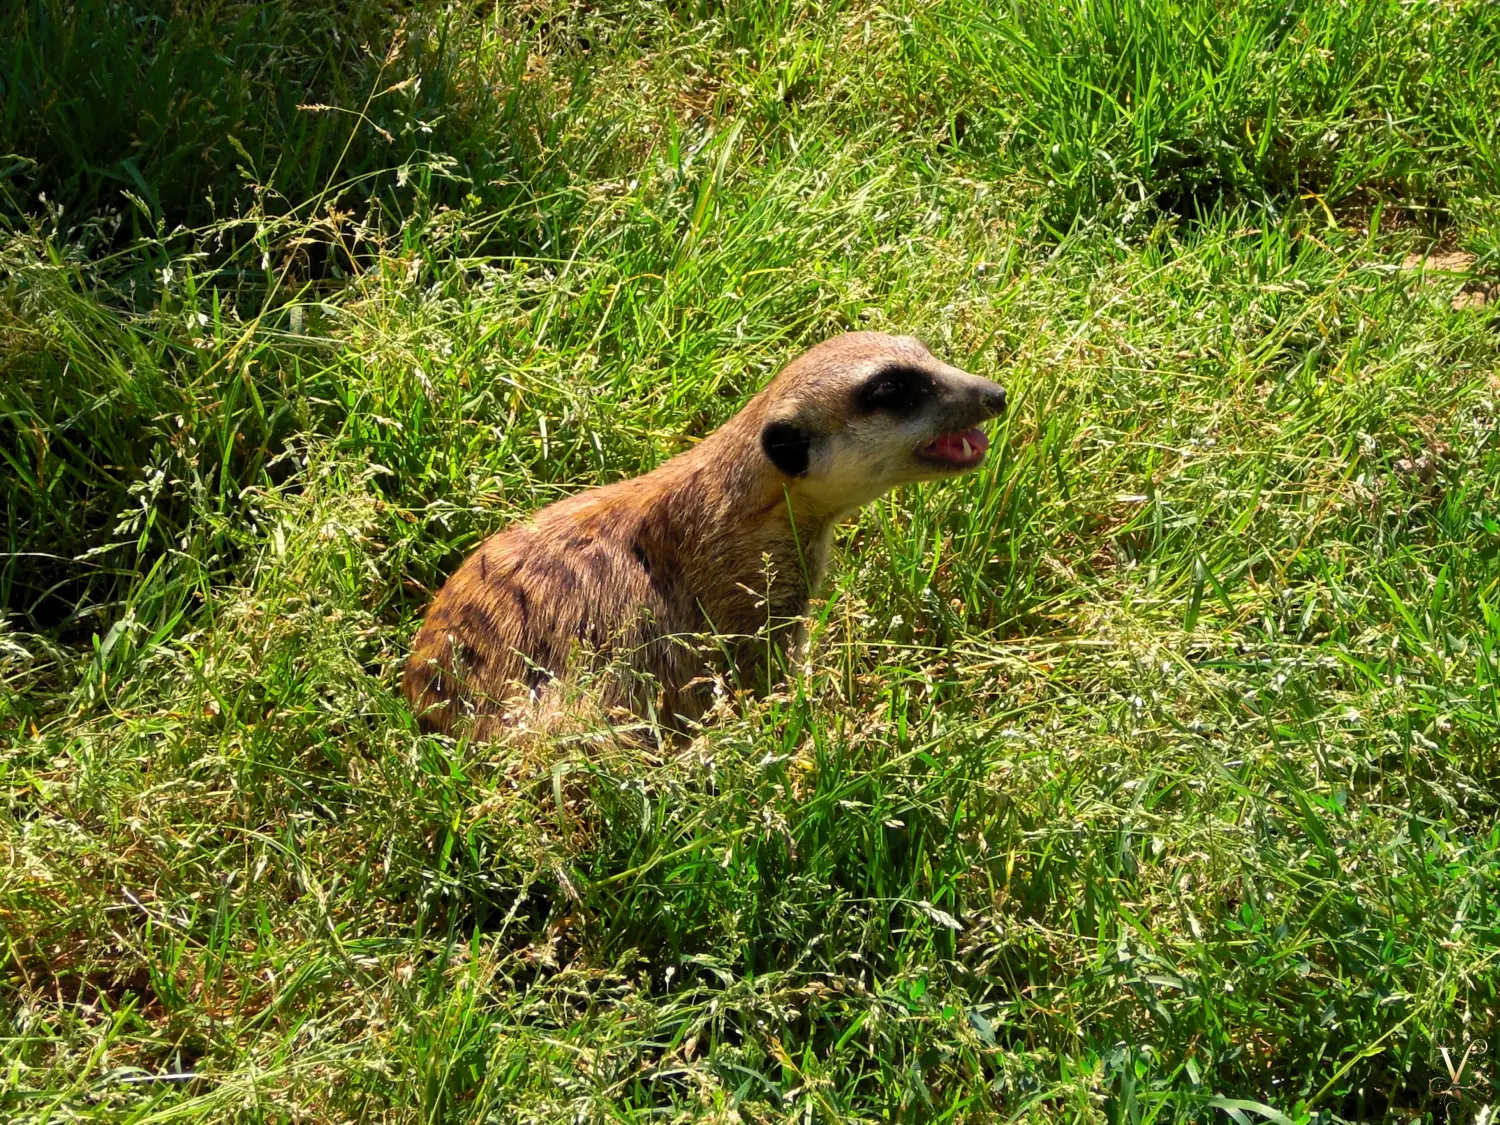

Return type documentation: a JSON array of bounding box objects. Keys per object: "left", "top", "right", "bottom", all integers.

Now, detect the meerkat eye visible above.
[{"left": 854, "top": 365, "right": 936, "bottom": 415}]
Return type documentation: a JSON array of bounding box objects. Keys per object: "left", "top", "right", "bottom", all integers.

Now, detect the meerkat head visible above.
[{"left": 755, "top": 332, "right": 1008, "bottom": 515}]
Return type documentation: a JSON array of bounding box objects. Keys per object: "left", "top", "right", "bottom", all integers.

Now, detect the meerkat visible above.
[{"left": 403, "top": 331, "right": 1007, "bottom": 740}]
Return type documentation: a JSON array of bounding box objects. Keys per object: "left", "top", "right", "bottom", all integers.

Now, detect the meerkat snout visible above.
[
  {"left": 404, "top": 331, "right": 1007, "bottom": 740},
  {"left": 977, "top": 384, "right": 1008, "bottom": 418}
]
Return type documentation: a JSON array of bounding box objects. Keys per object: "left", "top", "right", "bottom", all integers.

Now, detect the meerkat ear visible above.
[{"left": 760, "top": 419, "right": 814, "bottom": 477}]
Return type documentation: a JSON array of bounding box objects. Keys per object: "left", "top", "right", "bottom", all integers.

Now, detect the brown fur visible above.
[{"left": 403, "top": 332, "right": 1006, "bottom": 739}]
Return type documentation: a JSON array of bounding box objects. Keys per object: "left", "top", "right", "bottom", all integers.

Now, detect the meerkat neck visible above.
[{"left": 663, "top": 418, "right": 837, "bottom": 623}]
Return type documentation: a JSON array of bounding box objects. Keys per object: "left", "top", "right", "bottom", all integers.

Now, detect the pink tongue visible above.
[{"left": 926, "top": 428, "right": 989, "bottom": 460}]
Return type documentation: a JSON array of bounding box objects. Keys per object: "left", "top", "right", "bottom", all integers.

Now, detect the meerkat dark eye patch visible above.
[
  {"left": 854, "top": 364, "right": 938, "bottom": 415},
  {"left": 760, "top": 419, "right": 814, "bottom": 477}
]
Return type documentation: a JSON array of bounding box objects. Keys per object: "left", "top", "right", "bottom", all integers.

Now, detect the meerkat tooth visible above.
[{"left": 404, "top": 332, "right": 1007, "bottom": 742}]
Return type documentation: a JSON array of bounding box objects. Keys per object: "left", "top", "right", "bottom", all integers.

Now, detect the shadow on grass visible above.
[{"left": 1, "top": 0, "right": 609, "bottom": 267}]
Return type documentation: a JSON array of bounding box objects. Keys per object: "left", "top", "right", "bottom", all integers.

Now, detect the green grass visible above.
[{"left": 3, "top": 0, "right": 1500, "bottom": 1121}]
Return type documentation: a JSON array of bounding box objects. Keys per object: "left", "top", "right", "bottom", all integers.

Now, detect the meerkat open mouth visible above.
[{"left": 915, "top": 427, "right": 990, "bottom": 469}]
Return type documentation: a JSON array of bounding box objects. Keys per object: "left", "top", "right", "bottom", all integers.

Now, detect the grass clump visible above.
[
  {"left": 3, "top": 1, "right": 1499, "bottom": 1122},
  {"left": 921, "top": 0, "right": 1500, "bottom": 234}
]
